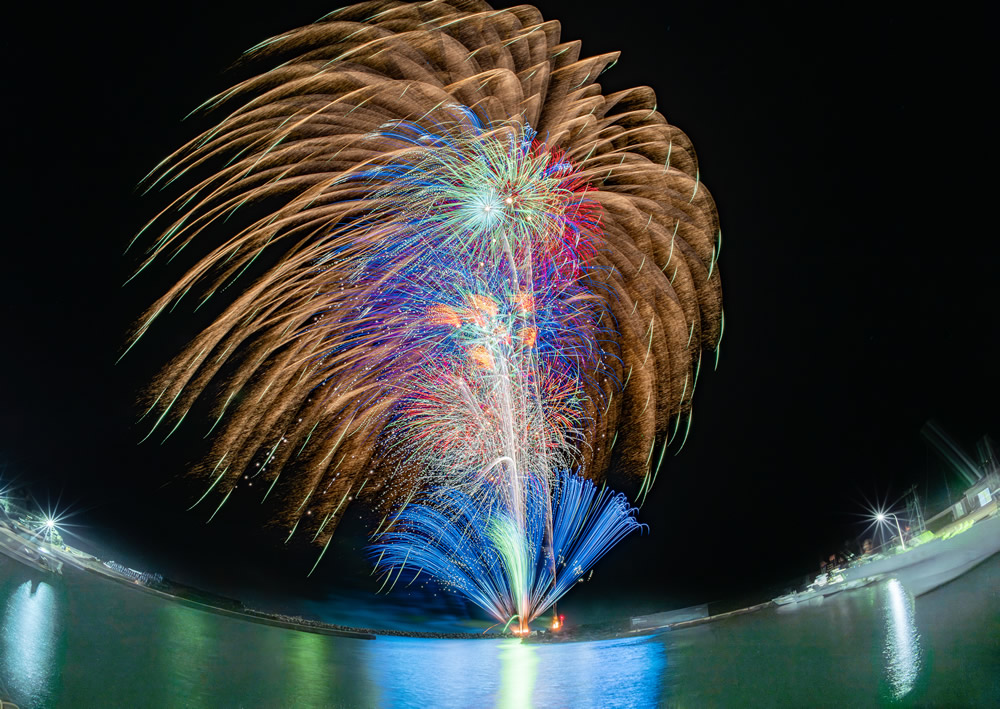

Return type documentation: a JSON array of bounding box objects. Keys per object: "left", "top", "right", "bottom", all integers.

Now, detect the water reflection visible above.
[
  {"left": 364, "top": 637, "right": 499, "bottom": 707},
  {"left": 7, "top": 556, "right": 995, "bottom": 707},
  {"left": 1, "top": 579, "right": 59, "bottom": 706},
  {"left": 882, "top": 578, "right": 921, "bottom": 700},
  {"left": 160, "top": 602, "right": 213, "bottom": 707},
  {"left": 282, "top": 627, "right": 350, "bottom": 706},
  {"left": 361, "top": 634, "right": 666, "bottom": 708},
  {"left": 540, "top": 636, "right": 668, "bottom": 708},
  {"left": 499, "top": 640, "right": 537, "bottom": 708}
]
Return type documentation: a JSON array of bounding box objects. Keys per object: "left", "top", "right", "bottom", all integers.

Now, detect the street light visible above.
[{"left": 876, "top": 512, "right": 906, "bottom": 550}]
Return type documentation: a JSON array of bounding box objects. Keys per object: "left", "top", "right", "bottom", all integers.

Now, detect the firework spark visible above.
[
  {"left": 131, "top": 1, "right": 722, "bottom": 615},
  {"left": 371, "top": 470, "right": 643, "bottom": 630}
]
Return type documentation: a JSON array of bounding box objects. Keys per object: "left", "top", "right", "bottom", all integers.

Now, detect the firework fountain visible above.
[
  {"left": 129, "top": 1, "right": 722, "bottom": 632},
  {"left": 354, "top": 112, "right": 643, "bottom": 630}
]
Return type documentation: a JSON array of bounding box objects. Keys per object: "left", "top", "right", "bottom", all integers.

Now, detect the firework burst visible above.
[
  {"left": 371, "top": 470, "right": 643, "bottom": 630},
  {"left": 130, "top": 1, "right": 722, "bottom": 620}
]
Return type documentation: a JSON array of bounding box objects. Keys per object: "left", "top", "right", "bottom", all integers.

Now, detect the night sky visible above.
[{"left": 4, "top": 2, "right": 996, "bottom": 617}]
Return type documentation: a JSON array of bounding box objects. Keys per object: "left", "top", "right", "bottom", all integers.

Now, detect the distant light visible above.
[
  {"left": 876, "top": 513, "right": 886, "bottom": 522},
  {"left": 45, "top": 519, "right": 55, "bottom": 529}
]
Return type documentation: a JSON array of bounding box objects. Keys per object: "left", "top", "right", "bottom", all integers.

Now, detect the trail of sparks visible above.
[
  {"left": 130, "top": 1, "right": 723, "bottom": 625},
  {"left": 351, "top": 114, "right": 628, "bottom": 629},
  {"left": 370, "top": 471, "right": 643, "bottom": 628}
]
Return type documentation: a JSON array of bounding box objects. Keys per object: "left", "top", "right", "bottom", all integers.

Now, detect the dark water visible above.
[{"left": 1, "top": 555, "right": 997, "bottom": 708}]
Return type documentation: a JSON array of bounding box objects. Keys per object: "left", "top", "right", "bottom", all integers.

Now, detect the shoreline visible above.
[
  {"left": 6, "top": 505, "right": 998, "bottom": 645},
  {"left": 0, "top": 522, "right": 823, "bottom": 645},
  {"left": 0, "top": 521, "right": 522, "bottom": 641}
]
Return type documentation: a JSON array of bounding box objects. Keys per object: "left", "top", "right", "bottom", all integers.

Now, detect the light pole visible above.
[{"left": 877, "top": 512, "right": 906, "bottom": 550}]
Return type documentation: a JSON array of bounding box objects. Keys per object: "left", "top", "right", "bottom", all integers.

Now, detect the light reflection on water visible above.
[
  {"left": 533, "top": 636, "right": 667, "bottom": 708},
  {"left": 0, "top": 557, "right": 996, "bottom": 707},
  {"left": 283, "top": 626, "right": 335, "bottom": 705},
  {"left": 365, "top": 636, "right": 498, "bottom": 707},
  {"left": 498, "top": 639, "right": 537, "bottom": 709},
  {"left": 365, "top": 634, "right": 664, "bottom": 708},
  {"left": 882, "top": 578, "right": 921, "bottom": 701},
  {"left": 160, "top": 601, "right": 212, "bottom": 707},
  {"left": 1, "top": 579, "right": 59, "bottom": 707}
]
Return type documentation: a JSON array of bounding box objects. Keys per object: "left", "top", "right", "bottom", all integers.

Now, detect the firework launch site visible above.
[
  {"left": 3, "top": 469, "right": 998, "bottom": 647},
  {"left": 2, "top": 500, "right": 998, "bottom": 707}
]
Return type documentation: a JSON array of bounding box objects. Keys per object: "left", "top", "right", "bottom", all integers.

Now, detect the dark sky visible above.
[{"left": 3, "top": 1, "right": 996, "bottom": 616}]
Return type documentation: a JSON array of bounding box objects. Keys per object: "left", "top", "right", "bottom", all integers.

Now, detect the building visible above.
[{"left": 925, "top": 470, "right": 999, "bottom": 532}]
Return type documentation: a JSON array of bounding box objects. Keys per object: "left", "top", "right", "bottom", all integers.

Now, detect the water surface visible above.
[{"left": 1, "top": 554, "right": 997, "bottom": 707}]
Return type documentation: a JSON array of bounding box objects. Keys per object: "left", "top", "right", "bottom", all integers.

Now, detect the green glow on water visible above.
[
  {"left": 160, "top": 602, "right": 212, "bottom": 708},
  {"left": 282, "top": 628, "right": 333, "bottom": 704},
  {"left": 0, "top": 553, "right": 996, "bottom": 707},
  {"left": 498, "top": 638, "right": 537, "bottom": 709}
]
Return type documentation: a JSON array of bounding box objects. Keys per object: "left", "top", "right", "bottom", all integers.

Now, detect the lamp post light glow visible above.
[
  {"left": 42, "top": 518, "right": 56, "bottom": 543},
  {"left": 28, "top": 504, "right": 76, "bottom": 548},
  {"left": 857, "top": 492, "right": 912, "bottom": 554},
  {"left": 876, "top": 512, "right": 906, "bottom": 550}
]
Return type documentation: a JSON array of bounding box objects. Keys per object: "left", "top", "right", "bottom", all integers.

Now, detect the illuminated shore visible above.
[
  {"left": 0, "top": 520, "right": 531, "bottom": 641},
  {"left": 4, "top": 498, "right": 995, "bottom": 646}
]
